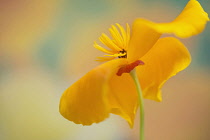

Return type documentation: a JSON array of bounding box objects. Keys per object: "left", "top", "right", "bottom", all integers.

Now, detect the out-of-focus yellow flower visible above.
[{"left": 59, "top": 0, "right": 209, "bottom": 128}]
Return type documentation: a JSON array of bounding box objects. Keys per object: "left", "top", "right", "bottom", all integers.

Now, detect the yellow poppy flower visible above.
[{"left": 59, "top": 0, "right": 209, "bottom": 128}]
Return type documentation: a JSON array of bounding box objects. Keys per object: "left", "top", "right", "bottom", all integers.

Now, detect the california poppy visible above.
[{"left": 59, "top": 0, "right": 209, "bottom": 128}]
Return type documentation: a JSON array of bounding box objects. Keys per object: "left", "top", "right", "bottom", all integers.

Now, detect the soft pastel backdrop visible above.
[{"left": 0, "top": 0, "right": 209, "bottom": 140}]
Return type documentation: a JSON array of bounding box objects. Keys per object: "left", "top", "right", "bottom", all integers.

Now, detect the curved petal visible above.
[
  {"left": 154, "top": 0, "right": 209, "bottom": 38},
  {"left": 136, "top": 37, "right": 191, "bottom": 101},
  {"left": 108, "top": 73, "right": 138, "bottom": 128},
  {"left": 127, "top": 0, "right": 208, "bottom": 62},
  {"left": 127, "top": 19, "right": 161, "bottom": 63},
  {"left": 59, "top": 59, "right": 127, "bottom": 125}
]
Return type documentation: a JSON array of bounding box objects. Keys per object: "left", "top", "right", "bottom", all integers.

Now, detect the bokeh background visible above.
[{"left": 0, "top": 0, "right": 209, "bottom": 140}]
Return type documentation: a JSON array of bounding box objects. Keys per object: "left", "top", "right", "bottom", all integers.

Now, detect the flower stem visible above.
[{"left": 130, "top": 69, "right": 145, "bottom": 140}]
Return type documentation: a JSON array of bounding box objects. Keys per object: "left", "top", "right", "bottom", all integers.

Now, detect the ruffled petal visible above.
[
  {"left": 127, "top": 0, "right": 208, "bottom": 62},
  {"left": 59, "top": 59, "right": 127, "bottom": 125},
  {"left": 136, "top": 37, "right": 191, "bottom": 101},
  {"left": 127, "top": 19, "right": 161, "bottom": 63},
  {"left": 154, "top": 0, "right": 209, "bottom": 38},
  {"left": 108, "top": 73, "right": 138, "bottom": 128}
]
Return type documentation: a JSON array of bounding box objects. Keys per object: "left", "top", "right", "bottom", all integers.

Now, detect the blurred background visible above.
[{"left": 0, "top": 0, "right": 209, "bottom": 140}]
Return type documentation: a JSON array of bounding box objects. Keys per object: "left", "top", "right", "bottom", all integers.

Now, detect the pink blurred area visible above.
[{"left": 0, "top": 0, "right": 209, "bottom": 140}]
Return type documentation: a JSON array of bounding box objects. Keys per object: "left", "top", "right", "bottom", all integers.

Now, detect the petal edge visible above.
[
  {"left": 155, "top": 0, "right": 209, "bottom": 38},
  {"left": 137, "top": 37, "right": 191, "bottom": 101},
  {"left": 59, "top": 59, "right": 127, "bottom": 125}
]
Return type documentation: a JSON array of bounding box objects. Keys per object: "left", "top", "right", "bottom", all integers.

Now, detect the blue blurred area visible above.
[
  {"left": 70, "top": 0, "right": 111, "bottom": 16},
  {"left": 197, "top": 26, "right": 210, "bottom": 68},
  {"left": 35, "top": 0, "right": 114, "bottom": 73},
  {"left": 35, "top": 0, "right": 73, "bottom": 72}
]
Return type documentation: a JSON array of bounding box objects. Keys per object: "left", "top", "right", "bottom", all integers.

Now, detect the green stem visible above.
[{"left": 130, "top": 69, "right": 145, "bottom": 140}]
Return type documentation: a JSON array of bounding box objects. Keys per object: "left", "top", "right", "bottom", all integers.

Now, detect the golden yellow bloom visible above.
[{"left": 59, "top": 0, "right": 209, "bottom": 128}]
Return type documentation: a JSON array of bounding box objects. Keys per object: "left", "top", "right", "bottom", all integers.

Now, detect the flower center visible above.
[
  {"left": 118, "top": 49, "right": 127, "bottom": 58},
  {"left": 94, "top": 23, "right": 130, "bottom": 62}
]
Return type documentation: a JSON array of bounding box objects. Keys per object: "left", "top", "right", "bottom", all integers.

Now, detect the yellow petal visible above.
[
  {"left": 108, "top": 73, "right": 138, "bottom": 128},
  {"left": 154, "top": 0, "right": 209, "bottom": 38},
  {"left": 136, "top": 37, "right": 191, "bottom": 101},
  {"left": 127, "top": 19, "right": 161, "bottom": 63},
  {"left": 127, "top": 0, "right": 208, "bottom": 62},
  {"left": 59, "top": 59, "right": 127, "bottom": 125}
]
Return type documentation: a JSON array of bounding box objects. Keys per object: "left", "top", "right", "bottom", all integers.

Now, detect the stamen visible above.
[
  {"left": 116, "top": 23, "right": 127, "bottom": 48},
  {"left": 126, "top": 23, "right": 130, "bottom": 49},
  {"left": 94, "top": 42, "right": 115, "bottom": 54},
  {"left": 104, "top": 52, "right": 127, "bottom": 57},
  {"left": 94, "top": 23, "right": 130, "bottom": 62},
  {"left": 109, "top": 26, "right": 124, "bottom": 48},
  {"left": 99, "top": 34, "right": 122, "bottom": 51}
]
